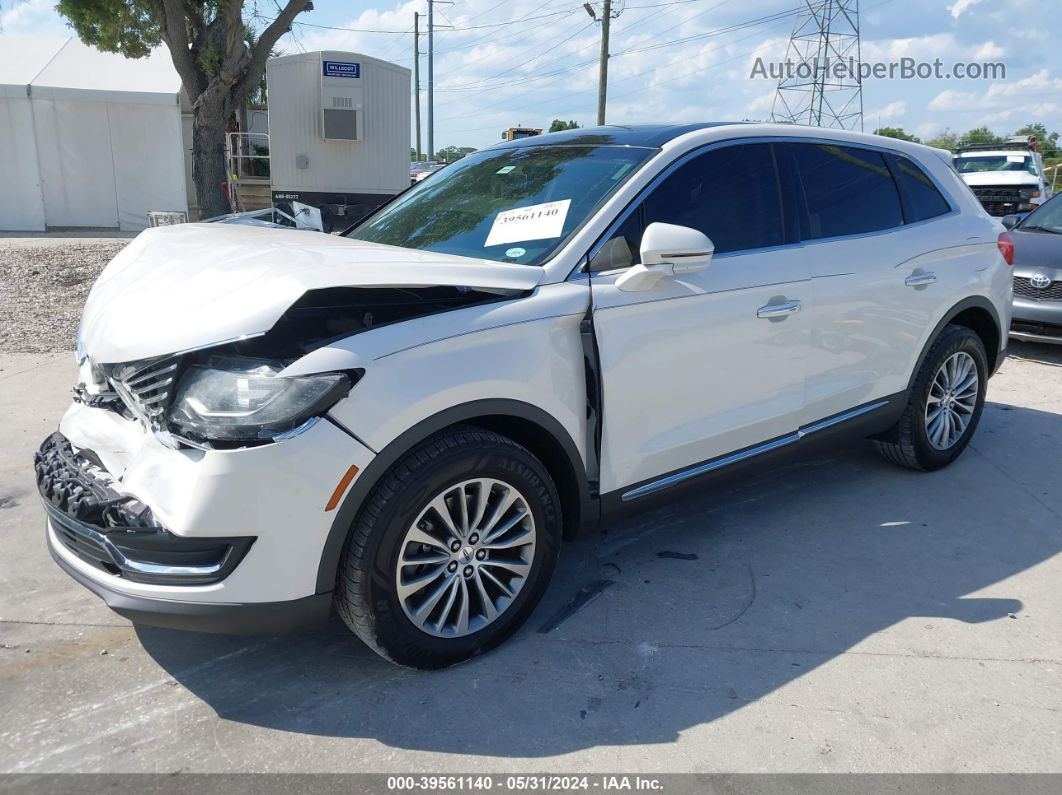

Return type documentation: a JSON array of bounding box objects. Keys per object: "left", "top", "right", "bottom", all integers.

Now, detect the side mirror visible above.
[
  {"left": 1001, "top": 214, "right": 1020, "bottom": 230},
  {"left": 616, "top": 223, "right": 714, "bottom": 292}
]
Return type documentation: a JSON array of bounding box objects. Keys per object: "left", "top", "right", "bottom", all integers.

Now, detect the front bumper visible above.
[
  {"left": 48, "top": 533, "right": 332, "bottom": 633},
  {"left": 1011, "top": 296, "right": 1062, "bottom": 344},
  {"left": 42, "top": 401, "right": 375, "bottom": 632}
]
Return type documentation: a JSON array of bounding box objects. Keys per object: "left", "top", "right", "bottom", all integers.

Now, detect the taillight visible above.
[{"left": 997, "top": 232, "right": 1014, "bottom": 266}]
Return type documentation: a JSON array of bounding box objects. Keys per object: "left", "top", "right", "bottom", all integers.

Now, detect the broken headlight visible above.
[{"left": 167, "top": 355, "right": 350, "bottom": 442}]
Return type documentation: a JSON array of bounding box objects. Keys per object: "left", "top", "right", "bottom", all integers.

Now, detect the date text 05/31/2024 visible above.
[{"left": 386, "top": 776, "right": 665, "bottom": 791}]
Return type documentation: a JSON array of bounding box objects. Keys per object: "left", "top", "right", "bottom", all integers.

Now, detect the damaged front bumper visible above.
[
  {"left": 36, "top": 432, "right": 255, "bottom": 586},
  {"left": 41, "top": 400, "right": 376, "bottom": 634}
]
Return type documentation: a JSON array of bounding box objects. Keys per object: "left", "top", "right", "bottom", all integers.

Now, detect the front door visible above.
[{"left": 590, "top": 142, "right": 811, "bottom": 496}]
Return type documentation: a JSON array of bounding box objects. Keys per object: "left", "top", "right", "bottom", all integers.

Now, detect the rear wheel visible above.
[
  {"left": 335, "top": 426, "right": 562, "bottom": 669},
  {"left": 873, "top": 324, "right": 988, "bottom": 471}
]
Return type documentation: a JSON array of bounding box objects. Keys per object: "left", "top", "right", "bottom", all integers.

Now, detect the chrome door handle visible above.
[
  {"left": 757, "top": 300, "right": 802, "bottom": 319},
  {"left": 905, "top": 272, "right": 937, "bottom": 287}
]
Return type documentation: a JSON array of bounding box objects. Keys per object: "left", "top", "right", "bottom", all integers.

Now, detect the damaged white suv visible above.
[{"left": 38, "top": 124, "right": 1011, "bottom": 668}]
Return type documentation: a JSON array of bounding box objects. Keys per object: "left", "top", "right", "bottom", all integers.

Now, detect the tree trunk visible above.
[{"left": 191, "top": 96, "right": 231, "bottom": 219}]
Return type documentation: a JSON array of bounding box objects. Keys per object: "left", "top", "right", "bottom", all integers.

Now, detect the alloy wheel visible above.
[
  {"left": 924, "top": 351, "right": 979, "bottom": 450},
  {"left": 394, "top": 478, "right": 537, "bottom": 638}
]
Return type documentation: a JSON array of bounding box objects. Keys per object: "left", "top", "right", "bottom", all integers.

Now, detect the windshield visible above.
[
  {"left": 349, "top": 143, "right": 656, "bottom": 265},
  {"left": 1019, "top": 195, "right": 1062, "bottom": 233},
  {"left": 953, "top": 154, "right": 1037, "bottom": 176}
]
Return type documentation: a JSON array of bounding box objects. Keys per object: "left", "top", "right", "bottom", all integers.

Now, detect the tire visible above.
[
  {"left": 873, "top": 323, "right": 988, "bottom": 471},
  {"left": 334, "top": 425, "right": 562, "bottom": 669}
]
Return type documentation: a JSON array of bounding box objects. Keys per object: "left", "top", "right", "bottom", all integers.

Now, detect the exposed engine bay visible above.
[{"left": 223, "top": 285, "right": 509, "bottom": 359}]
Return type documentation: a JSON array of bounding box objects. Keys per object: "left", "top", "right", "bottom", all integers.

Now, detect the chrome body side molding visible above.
[{"left": 620, "top": 400, "right": 890, "bottom": 502}]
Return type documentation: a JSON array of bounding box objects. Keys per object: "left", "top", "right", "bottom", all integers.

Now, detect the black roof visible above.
[{"left": 492, "top": 123, "right": 745, "bottom": 149}]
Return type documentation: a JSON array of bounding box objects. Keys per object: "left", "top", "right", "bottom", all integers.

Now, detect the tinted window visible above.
[
  {"left": 791, "top": 144, "right": 903, "bottom": 239},
  {"left": 886, "top": 154, "right": 951, "bottom": 222},
  {"left": 641, "top": 143, "right": 784, "bottom": 254}
]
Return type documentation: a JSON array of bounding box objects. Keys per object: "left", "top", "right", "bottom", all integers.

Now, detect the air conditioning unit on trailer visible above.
[{"left": 266, "top": 51, "right": 410, "bottom": 231}]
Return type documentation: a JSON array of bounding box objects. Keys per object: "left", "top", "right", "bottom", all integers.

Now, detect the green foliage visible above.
[
  {"left": 873, "top": 127, "right": 920, "bottom": 143},
  {"left": 924, "top": 129, "right": 959, "bottom": 151},
  {"left": 549, "top": 119, "right": 581, "bottom": 133},
  {"left": 56, "top": 0, "right": 160, "bottom": 59},
  {"left": 960, "top": 126, "right": 1003, "bottom": 146},
  {"left": 436, "top": 145, "right": 477, "bottom": 163}
]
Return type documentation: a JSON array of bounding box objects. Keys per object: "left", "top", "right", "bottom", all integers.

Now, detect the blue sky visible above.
[{"left": 2, "top": 0, "right": 1059, "bottom": 151}]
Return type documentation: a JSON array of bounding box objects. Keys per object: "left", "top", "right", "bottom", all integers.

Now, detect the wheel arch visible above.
[
  {"left": 908, "top": 296, "right": 1003, "bottom": 394},
  {"left": 315, "top": 399, "right": 594, "bottom": 594}
]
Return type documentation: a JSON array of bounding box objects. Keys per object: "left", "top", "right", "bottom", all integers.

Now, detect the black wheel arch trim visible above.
[
  {"left": 909, "top": 296, "right": 1004, "bottom": 390},
  {"left": 315, "top": 399, "right": 595, "bottom": 594}
]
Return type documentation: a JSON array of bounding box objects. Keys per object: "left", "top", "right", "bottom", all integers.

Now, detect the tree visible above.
[
  {"left": 873, "top": 127, "right": 920, "bottom": 143},
  {"left": 548, "top": 119, "right": 580, "bottom": 133},
  {"left": 924, "top": 129, "right": 959, "bottom": 152},
  {"left": 57, "top": 0, "right": 313, "bottom": 219},
  {"left": 961, "top": 126, "right": 1002, "bottom": 146},
  {"left": 1014, "top": 123, "right": 1060, "bottom": 158},
  {"left": 436, "top": 145, "right": 477, "bottom": 163}
]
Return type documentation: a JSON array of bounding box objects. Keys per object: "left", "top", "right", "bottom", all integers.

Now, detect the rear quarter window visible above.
[
  {"left": 791, "top": 143, "right": 904, "bottom": 239},
  {"left": 886, "top": 153, "right": 952, "bottom": 223}
]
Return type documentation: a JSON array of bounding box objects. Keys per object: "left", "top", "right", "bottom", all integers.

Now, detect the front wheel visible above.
[
  {"left": 335, "top": 426, "right": 562, "bottom": 669},
  {"left": 873, "top": 323, "right": 988, "bottom": 471}
]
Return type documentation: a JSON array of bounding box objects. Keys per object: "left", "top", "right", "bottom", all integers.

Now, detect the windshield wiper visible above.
[{"left": 1019, "top": 224, "right": 1062, "bottom": 235}]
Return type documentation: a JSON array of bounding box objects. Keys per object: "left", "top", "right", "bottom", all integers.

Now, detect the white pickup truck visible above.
[{"left": 953, "top": 137, "right": 1053, "bottom": 217}]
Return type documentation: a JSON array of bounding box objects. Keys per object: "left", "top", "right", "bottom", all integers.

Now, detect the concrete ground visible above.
[{"left": 1, "top": 343, "right": 1060, "bottom": 773}]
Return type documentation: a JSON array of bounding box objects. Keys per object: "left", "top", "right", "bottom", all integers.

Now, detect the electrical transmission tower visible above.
[{"left": 770, "top": 0, "right": 863, "bottom": 130}]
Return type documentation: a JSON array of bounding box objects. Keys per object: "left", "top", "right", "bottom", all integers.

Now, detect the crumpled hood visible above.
[
  {"left": 961, "top": 171, "right": 1039, "bottom": 187},
  {"left": 80, "top": 223, "right": 544, "bottom": 364}
]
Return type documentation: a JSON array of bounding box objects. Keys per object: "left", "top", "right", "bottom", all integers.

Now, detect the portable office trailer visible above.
[{"left": 266, "top": 51, "right": 411, "bottom": 231}]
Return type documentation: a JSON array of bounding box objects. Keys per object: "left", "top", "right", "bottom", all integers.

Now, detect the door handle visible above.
[
  {"left": 757, "top": 300, "right": 802, "bottom": 319},
  {"left": 905, "top": 272, "right": 937, "bottom": 287}
]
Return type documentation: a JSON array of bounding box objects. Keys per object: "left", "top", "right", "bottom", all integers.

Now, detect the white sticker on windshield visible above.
[
  {"left": 496, "top": 165, "right": 516, "bottom": 174},
  {"left": 485, "top": 199, "right": 571, "bottom": 247},
  {"left": 1007, "top": 154, "right": 1025, "bottom": 162}
]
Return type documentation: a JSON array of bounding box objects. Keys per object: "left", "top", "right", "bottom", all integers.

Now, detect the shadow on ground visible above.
[
  {"left": 1008, "top": 340, "right": 1062, "bottom": 366},
  {"left": 135, "top": 400, "right": 1060, "bottom": 757}
]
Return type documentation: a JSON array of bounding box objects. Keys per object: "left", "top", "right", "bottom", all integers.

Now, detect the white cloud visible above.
[
  {"left": 867, "top": 100, "right": 907, "bottom": 123},
  {"left": 946, "top": 0, "right": 983, "bottom": 19},
  {"left": 974, "top": 40, "right": 1004, "bottom": 59}
]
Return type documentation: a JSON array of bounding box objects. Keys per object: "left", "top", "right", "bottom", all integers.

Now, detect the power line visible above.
[
  {"left": 289, "top": 8, "right": 575, "bottom": 35},
  {"left": 437, "top": 21, "right": 597, "bottom": 90},
  {"left": 437, "top": 13, "right": 797, "bottom": 128},
  {"left": 433, "top": 4, "right": 804, "bottom": 98},
  {"left": 438, "top": 0, "right": 894, "bottom": 137}
]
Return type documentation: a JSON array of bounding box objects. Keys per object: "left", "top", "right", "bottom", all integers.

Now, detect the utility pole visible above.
[
  {"left": 427, "top": 0, "right": 435, "bottom": 158},
  {"left": 597, "top": 0, "right": 611, "bottom": 126},
  {"left": 414, "top": 12, "right": 422, "bottom": 160},
  {"left": 585, "top": 0, "right": 616, "bottom": 126}
]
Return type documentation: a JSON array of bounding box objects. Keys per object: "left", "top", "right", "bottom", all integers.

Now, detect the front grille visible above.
[
  {"left": 1013, "top": 276, "right": 1062, "bottom": 301},
  {"left": 972, "top": 186, "right": 1028, "bottom": 217},
  {"left": 109, "top": 356, "right": 180, "bottom": 429}
]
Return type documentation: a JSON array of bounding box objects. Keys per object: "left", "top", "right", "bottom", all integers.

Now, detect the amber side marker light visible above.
[{"left": 325, "top": 465, "right": 360, "bottom": 511}]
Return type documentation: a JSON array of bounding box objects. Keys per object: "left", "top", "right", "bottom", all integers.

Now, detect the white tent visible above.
[{"left": 0, "top": 37, "right": 188, "bottom": 232}]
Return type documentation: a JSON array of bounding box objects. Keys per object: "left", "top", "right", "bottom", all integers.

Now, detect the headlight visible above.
[{"left": 168, "top": 355, "right": 351, "bottom": 442}]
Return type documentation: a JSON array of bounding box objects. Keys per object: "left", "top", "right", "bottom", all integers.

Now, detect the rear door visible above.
[
  {"left": 590, "top": 142, "right": 811, "bottom": 495},
  {"left": 785, "top": 141, "right": 956, "bottom": 425}
]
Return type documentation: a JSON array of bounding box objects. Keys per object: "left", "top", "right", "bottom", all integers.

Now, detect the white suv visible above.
[{"left": 38, "top": 124, "right": 1012, "bottom": 669}]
